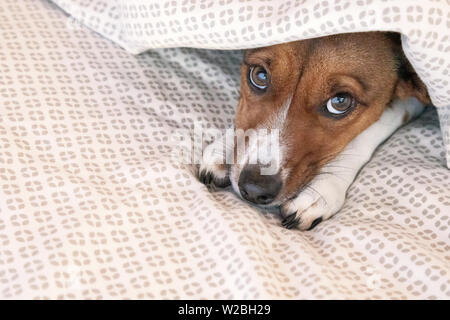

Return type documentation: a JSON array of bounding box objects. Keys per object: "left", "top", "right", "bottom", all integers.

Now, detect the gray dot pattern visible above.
[{"left": 0, "top": 0, "right": 448, "bottom": 299}]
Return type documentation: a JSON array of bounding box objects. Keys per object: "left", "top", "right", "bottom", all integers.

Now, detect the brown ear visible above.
[{"left": 393, "top": 47, "right": 431, "bottom": 105}]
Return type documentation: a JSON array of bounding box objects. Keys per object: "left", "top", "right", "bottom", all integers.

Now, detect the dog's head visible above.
[{"left": 230, "top": 32, "right": 430, "bottom": 206}]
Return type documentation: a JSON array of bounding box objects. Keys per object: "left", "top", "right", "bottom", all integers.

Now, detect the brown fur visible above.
[{"left": 234, "top": 32, "right": 430, "bottom": 202}]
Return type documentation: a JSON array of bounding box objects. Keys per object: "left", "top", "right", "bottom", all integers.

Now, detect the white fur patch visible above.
[{"left": 230, "top": 96, "right": 293, "bottom": 194}]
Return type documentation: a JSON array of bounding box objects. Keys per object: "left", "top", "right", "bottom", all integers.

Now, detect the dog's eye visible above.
[
  {"left": 326, "top": 93, "right": 355, "bottom": 115},
  {"left": 249, "top": 66, "right": 268, "bottom": 90}
]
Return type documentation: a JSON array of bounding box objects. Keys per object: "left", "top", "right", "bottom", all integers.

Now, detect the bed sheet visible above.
[{"left": 0, "top": 0, "right": 449, "bottom": 299}]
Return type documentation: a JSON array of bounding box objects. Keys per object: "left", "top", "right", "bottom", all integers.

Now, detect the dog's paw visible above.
[
  {"left": 198, "top": 163, "right": 230, "bottom": 189},
  {"left": 198, "top": 140, "right": 231, "bottom": 189},
  {"left": 280, "top": 177, "right": 346, "bottom": 230}
]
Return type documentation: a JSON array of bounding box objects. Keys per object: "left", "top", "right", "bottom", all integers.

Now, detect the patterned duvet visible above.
[{"left": 0, "top": 0, "right": 449, "bottom": 299}]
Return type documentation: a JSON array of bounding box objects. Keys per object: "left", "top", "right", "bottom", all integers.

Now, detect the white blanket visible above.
[{"left": 0, "top": 0, "right": 449, "bottom": 299}]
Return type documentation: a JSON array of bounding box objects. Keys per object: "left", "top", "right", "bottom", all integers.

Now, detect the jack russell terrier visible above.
[{"left": 198, "top": 32, "right": 430, "bottom": 230}]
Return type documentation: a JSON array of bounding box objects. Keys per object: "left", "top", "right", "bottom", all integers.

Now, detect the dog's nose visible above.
[{"left": 238, "top": 164, "right": 282, "bottom": 205}]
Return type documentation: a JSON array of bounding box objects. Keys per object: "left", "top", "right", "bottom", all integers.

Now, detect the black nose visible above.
[{"left": 238, "top": 164, "right": 282, "bottom": 205}]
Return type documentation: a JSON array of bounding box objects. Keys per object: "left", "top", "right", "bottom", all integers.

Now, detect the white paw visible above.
[
  {"left": 198, "top": 140, "right": 231, "bottom": 188},
  {"left": 281, "top": 176, "right": 346, "bottom": 230}
]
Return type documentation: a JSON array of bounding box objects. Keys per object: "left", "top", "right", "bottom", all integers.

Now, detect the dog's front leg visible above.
[
  {"left": 281, "top": 97, "right": 426, "bottom": 230},
  {"left": 198, "top": 135, "right": 231, "bottom": 189}
]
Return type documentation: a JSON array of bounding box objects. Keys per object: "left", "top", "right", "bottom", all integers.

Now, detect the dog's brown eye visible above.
[
  {"left": 326, "top": 93, "right": 354, "bottom": 115},
  {"left": 249, "top": 66, "right": 268, "bottom": 90}
]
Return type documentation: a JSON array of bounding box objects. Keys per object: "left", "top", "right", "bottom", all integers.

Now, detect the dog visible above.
[{"left": 198, "top": 32, "right": 430, "bottom": 230}]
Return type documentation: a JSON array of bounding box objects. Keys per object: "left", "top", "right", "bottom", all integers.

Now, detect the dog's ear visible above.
[
  {"left": 389, "top": 34, "right": 431, "bottom": 104},
  {"left": 394, "top": 55, "right": 431, "bottom": 104}
]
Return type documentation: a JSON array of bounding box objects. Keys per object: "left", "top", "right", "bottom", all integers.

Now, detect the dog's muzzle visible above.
[{"left": 238, "top": 164, "right": 282, "bottom": 205}]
